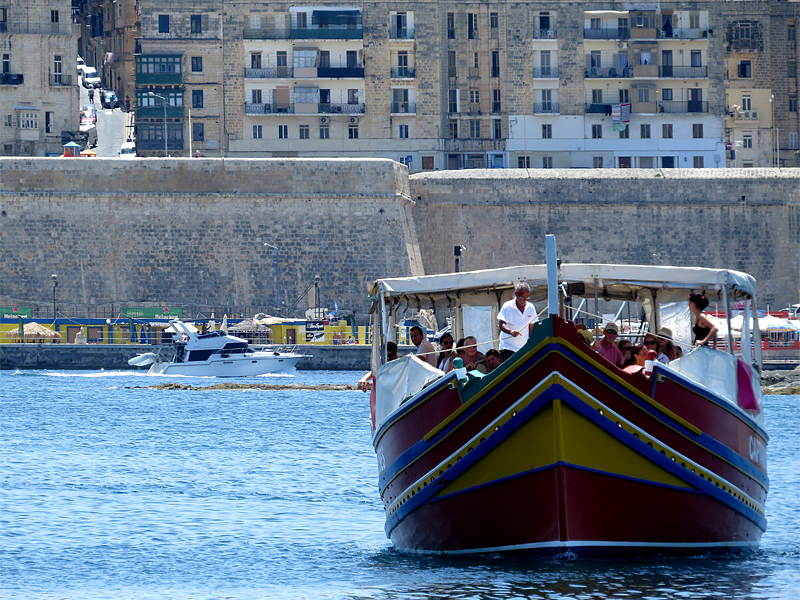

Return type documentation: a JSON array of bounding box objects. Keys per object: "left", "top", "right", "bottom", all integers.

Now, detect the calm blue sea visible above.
[{"left": 1, "top": 369, "right": 798, "bottom": 600}]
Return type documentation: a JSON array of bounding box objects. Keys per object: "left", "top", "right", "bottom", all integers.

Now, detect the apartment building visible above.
[
  {"left": 71, "top": 1, "right": 799, "bottom": 167},
  {"left": 0, "top": 0, "right": 80, "bottom": 156}
]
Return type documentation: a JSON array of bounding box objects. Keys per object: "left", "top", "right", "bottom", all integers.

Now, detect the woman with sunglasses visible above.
[
  {"left": 437, "top": 333, "right": 456, "bottom": 372},
  {"left": 643, "top": 333, "right": 669, "bottom": 364}
]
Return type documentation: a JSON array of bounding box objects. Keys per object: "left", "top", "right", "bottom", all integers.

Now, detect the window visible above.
[
  {"left": 640, "top": 124, "right": 651, "bottom": 138},
  {"left": 492, "top": 118, "right": 501, "bottom": 139},
  {"left": 692, "top": 124, "right": 704, "bottom": 139},
  {"left": 491, "top": 51, "right": 500, "bottom": 77},
  {"left": 743, "top": 135, "right": 752, "bottom": 148},
  {"left": 592, "top": 89, "right": 603, "bottom": 104},
  {"left": 789, "top": 23, "right": 796, "bottom": 41},
  {"left": 662, "top": 88, "right": 673, "bottom": 101},
  {"left": 295, "top": 124, "right": 308, "bottom": 140},
  {"left": 422, "top": 156, "right": 434, "bottom": 170},
  {"left": 590, "top": 18, "right": 601, "bottom": 30},
  {"left": 296, "top": 12, "right": 307, "bottom": 29},
  {"left": 542, "top": 124, "right": 552, "bottom": 139},
  {"left": 295, "top": 88, "right": 318, "bottom": 104},
  {"left": 790, "top": 96, "right": 797, "bottom": 113},
  {"left": 619, "top": 125, "right": 629, "bottom": 139},
  {"left": 541, "top": 89, "right": 553, "bottom": 111},
  {"left": 693, "top": 156, "right": 704, "bottom": 168},
  {"left": 518, "top": 156, "right": 530, "bottom": 168},
  {"left": 690, "top": 13, "right": 700, "bottom": 29},
  {"left": 469, "top": 120, "right": 480, "bottom": 138},
  {"left": 592, "top": 124, "right": 602, "bottom": 139},
  {"left": 252, "top": 89, "right": 262, "bottom": 104},
  {"left": 193, "top": 122, "right": 204, "bottom": 141},
  {"left": 638, "top": 88, "right": 650, "bottom": 103},
  {"left": 789, "top": 132, "right": 798, "bottom": 150},
  {"left": 447, "top": 12, "right": 455, "bottom": 39},
  {"left": 190, "top": 15, "right": 202, "bottom": 34},
  {"left": 738, "top": 60, "right": 751, "bottom": 78},
  {"left": 279, "top": 124, "right": 288, "bottom": 139},
  {"left": 348, "top": 124, "right": 359, "bottom": 139},
  {"left": 742, "top": 161, "right": 754, "bottom": 168},
  {"left": 472, "top": 52, "right": 479, "bottom": 69},
  {"left": 542, "top": 156, "right": 553, "bottom": 169},
  {"left": 742, "top": 95, "right": 752, "bottom": 111},
  {"left": 294, "top": 50, "right": 316, "bottom": 68},
  {"left": 18, "top": 112, "right": 38, "bottom": 130},
  {"left": 449, "top": 120, "right": 458, "bottom": 138},
  {"left": 192, "top": 90, "right": 204, "bottom": 109},
  {"left": 789, "top": 62, "right": 797, "bottom": 78},
  {"left": 253, "top": 125, "right": 262, "bottom": 139},
  {"left": 319, "top": 123, "right": 329, "bottom": 139},
  {"left": 490, "top": 13, "right": 499, "bottom": 38},
  {"left": 158, "top": 14, "right": 170, "bottom": 34},
  {"left": 399, "top": 124, "right": 408, "bottom": 138},
  {"left": 449, "top": 89, "right": 458, "bottom": 113},
  {"left": 51, "top": 10, "right": 59, "bottom": 23},
  {"left": 593, "top": 156, "right": 604, "bottom": 168},
  {"left": 45, "top": 111, "right": 54, "bottom": 133},
  {"left": 662, "top": 123, "right": 673, "bottom": 138},
  {"left": 348, "top": 89, "right": 360, "bottom": 104},
  {"left": 492, "top": 89, "right": 501, "bottom": 113},
  {"left": 191, "top": 57, "right": 203, "bottom": 72},
  {"left": 469, "top": 89, "right": 480, "bottom": 104},
  {"left": 250, "top": 53, "right": 262, "bottom": 69},
  {"left": 53, "top": 55, "right": 62, "bottom": 83},
  {"left": 2, "top": 54, "right": 9, "bottom": 74},
  {"left": 468, "top": 13, "right": 479, "bottom": 39},
  {"left": 619, "top": 89, "right": 629, "bottom": 103}
]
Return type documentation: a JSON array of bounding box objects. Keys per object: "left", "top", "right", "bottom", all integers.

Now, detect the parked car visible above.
[
  {"left": 119, "top": 138, "right": 137, "bottom": 158},
  {"left": 82, "top": 103, "right": 96, "bottom": 115},
  {"left": 82, "top": 67, "right": 101, "bottom": 88},
  {"left": 77, "top": 56, "right": 85, "bottom": 75},
  {"left": 79, "top": 123, "right": 98, "bottom": 149},
  {"left": 101, "top": 90, "right": 119, "bottom": 109},
  {"left": 80, "top": 111, "right": 96, "bottom": 125}
]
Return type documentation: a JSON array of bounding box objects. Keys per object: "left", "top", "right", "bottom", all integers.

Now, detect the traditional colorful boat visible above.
[{"left": 366, "top": 239, "right": 767, "bottom": 557}]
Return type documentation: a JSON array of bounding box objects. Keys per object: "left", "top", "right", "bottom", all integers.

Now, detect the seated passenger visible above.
[
  {"left": 622, "top": 344, "right": 648, "bottom": 374},
  {"left": 357, "top": 341, "right": 398, "bottom": 391},
  {"left": 644, "top": 333, "right": 669, "bottom": 364},
  {"left": 657, "top": 328, "right": 680, "bottom": 362},
  {"left": 410, "top": 325, "right": 437, "bottom": 367},
  {"left": 459, "top": 336, "right": 488, "bottom": 374},
  {"left": 615, "top": 338, "right": 633, "bottom": 363},
  {"left": 481, "top": 348, "right": 503, "bottom": 372},
  {"left": 437, "top": 333, "right": 456, "bottom": 372},
  {"left": 595, "top": 322, "right": 625, "bottom": 367}
]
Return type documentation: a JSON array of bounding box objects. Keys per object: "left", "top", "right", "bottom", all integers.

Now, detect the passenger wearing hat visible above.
[
  {"left": 657, "top": 327, "right": 681, "bottom": 362},
  {"left": 595, "top": 322, "right": 625, "bottom": 367}
]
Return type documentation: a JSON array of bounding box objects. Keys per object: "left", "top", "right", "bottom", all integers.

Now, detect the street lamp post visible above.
[
  {"left": 264, "top": 243, "right": 280, "bottom": 313},
  {"left": 148, "top": 91, "right": 168, "bottom": 157},
  {"left": 51, "top": 273, "right": 58, "bottom": 322},
  {"left": 770, "top": 94, "right": 775, "bottom": 167}
]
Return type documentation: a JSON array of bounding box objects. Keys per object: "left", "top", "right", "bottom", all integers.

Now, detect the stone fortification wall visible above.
[
  {"left": 409, "top": 169, "right": 800, "bottom": 308},
  {"left": 0, "top": 158, "right": 421, "bottom": 315}
]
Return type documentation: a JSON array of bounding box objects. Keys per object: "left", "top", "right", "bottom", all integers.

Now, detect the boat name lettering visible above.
[
  {"left": 749, "top": 436, "right": 766, "bottom": 465},
  {"left": 377, "top": 445, "right": 386, "bottom": 474}
]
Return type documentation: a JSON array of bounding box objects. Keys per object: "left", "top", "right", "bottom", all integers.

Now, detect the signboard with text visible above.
[
  {"left": 305, "top": 321, "right": 325, "bottom": 343},
  {"left": 2, "top": 307, "right": 32, "bottom": 318}
]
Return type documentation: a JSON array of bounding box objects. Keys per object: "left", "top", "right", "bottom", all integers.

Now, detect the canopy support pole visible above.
[
  {"left": 752, "top": 292, "right": 763, "bottom": 371},
  {"left": 722, "top": 285, "right": 735, "bottom": 356},
  {"left": 546, "top": 235, "right": 558, "bottom": 316}
]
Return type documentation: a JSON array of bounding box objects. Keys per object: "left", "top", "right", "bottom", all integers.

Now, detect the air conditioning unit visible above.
[
  {"left": 349, "top": 117, "right": 359, "bottom": 124},
  {"left": 320, "top": 117, "right": 329, "bottom": 123}
]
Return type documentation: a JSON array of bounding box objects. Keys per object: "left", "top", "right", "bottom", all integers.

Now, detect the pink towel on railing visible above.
[{"left": 737, "top": 359, "right": 760, "bottom": 411}]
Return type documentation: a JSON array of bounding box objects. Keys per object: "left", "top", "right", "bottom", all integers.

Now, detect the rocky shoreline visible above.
[{"left": 760, "top": 367, "right": 800, "bottom": 395}]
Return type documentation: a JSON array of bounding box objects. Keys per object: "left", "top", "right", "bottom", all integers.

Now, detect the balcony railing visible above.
[
  {"left": 244, "top": 66, "right": 293, "bottom": 78},
  {"left": 391, "top": 102, "right": 416, "bottom": 114},
  {"left": 658, "top": 65, "right": 708, "bottom": 78},
  {"left": 658, "top": 100, "right": 709, "bottom": 113},
  {"left": 585, "top": 66, "right": 633, "bottom": 78},
  {"left": 534, "top": 102, "right": 559, "bottom": 114},
  {"left": 389, "top": 28, "right": 414, "bottom": 40},
  {"left": 533, "top": 28, "right": 558, "bottom": 40},
  {"left": 390, "top": 67, "right": 416, "bottom": 79},
  {"left": 320, "top": 102, "right": 365, "bottom": 114},
  {"left": 137, "top": 105, "right": 185, "bottom": 118},
  {"left": 290, "top": 28, "right": 363, "bottom": 40},
  {"left": 245, "top": 103, "right": 293, "bottom": 115},
  {"left": 585, "top": 103, "right": 610, "bottom": 113},
  {"left": 49, "top": 74, "right": 73, "bottom": 86},
  {"left": 318, "top": 66, "right": 364, "bottom": 78},
  {"left": 468, "top": 67, "right": 480, "bottom": 79},
  {"left": 584, "top": 27, "right": 630, "bottom": 40},
  {"left": 730, "top": 38, "right": 760, "bottom": 51},
  {"left": 734, "top": 109, "right": 759, "bottom": 120},
  {"left": 533, "top": 67, "right": 559, "bottom": 78},
  {"left": 1, "top": 73, "right": 24, "bottom": 85}
]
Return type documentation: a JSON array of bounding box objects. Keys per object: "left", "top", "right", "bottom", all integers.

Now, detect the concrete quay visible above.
[{"left": 0, "top": 344, "right": 372, "bottom": 372}]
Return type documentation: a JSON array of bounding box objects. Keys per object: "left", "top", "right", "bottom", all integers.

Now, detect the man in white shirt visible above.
[
  {"left": 410, "top": 325, "right": 438, "bottom": 367},
  {"left": 498, "top": 282, "right": 539, "bottom": 360}
]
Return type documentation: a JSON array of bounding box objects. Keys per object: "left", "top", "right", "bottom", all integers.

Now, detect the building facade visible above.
[
  {"left": 1, "top": 0, "right": 80, "bottom": 156},
  {"left": 73, "top": 0, "right": 799, "bottom": 167}
]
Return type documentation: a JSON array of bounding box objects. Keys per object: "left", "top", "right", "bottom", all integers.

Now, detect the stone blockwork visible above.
[
  {"left": 0, "top": 158, "right": 420, "bottom": 315},
  {"left": 0, "top": 159, "right": 797, "bottom": 314},
  {"left": 409, "top": 168, "right": 800, "bottom": 307}
]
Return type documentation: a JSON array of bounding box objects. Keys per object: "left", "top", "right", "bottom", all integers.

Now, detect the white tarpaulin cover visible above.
[
  {"left": 375, "top": 354, "right": 444, "bottom": 429},
  {"left": 668, "top": 346, "right": 764, "bottom": 425}
]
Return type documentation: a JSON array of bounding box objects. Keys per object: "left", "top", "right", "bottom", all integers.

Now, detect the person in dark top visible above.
[{"left": 689, "top": 293, "right": 718, "bottom": 347}]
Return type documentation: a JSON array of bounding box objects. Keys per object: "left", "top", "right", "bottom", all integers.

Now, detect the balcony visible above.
[
  {"left": 391, "top": 102, "right": 416, "bottom": 114},
  {"left": 318, "top": 66, "right": 364, "bottom": 78},
  {"left": 658, "top": 100, "right": 708, "bottom": 113},
  {"left": 390, "top": 67, "right": 416, "bottom": 79},
  {"left": 243, "top": 28, "right": 286, "bottom": 40},
  {"left": 137, "top": 105, "right": 185, "bottom": 118},
  {"left": 734, "top": 109, "right": 759, "bottom": 122},
  {"left": 658, "top": 66, "right": 708, "bottom": 78},
  {"left": 245, "top": 102, "right": 293, "bottom": 115},
  {"left": 657, "top": 27, "right": 708, "bottom": 40},
  {"left": 632, "top": 64, "right": 659, "bottom": 78},
  {"left": 389, "top": 28, "right": 414, "bottom": 40},
  {"left": 534, "top": 102, "right": 559, "bottom": 114},
  {"left": 533, "top": 67, "right": 559, "bottom": 78},
  {"left": 1, "top": 73, "right": 24, "bottom": 85},
  {"left": 630, "top": 27, "right": 657, "bottom": 40},
  {"left": 444, "top": 139, "right": 505, "bottom": 152},
  {"left": 584, "top": 27, "right": 630, "bottom": 40},
  {"left": 730, "top": 38, "right": 760, "bottom": 52},
  {"left": 468, "top": 67, "right": 480, "bottom": 79},
  {"left": 533, "top": 29, "right": 558, "bottom": 40},
  {"left": 585, "top": 103, "right": 610, "bottom": 114},
  {"left": 585, "top": 66, "right": 633, "bottom": 79},
  {"left": 244, "top": 67, "right": 293, "bottom": 79},
  {"left": 246, "top": 102, "right": 366, "bottom": 115},
  {"left": 138, "top": 138, "right": 183, "bottom": 152},
  {"left": 49, "top": 74, "right": 73, "bottom": 86},
  {"left": 320, "top": 102, "right": 365, "bottom": 114},
  {"left": 290, "top": 27, "right": 363, "bottom": 40}
]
